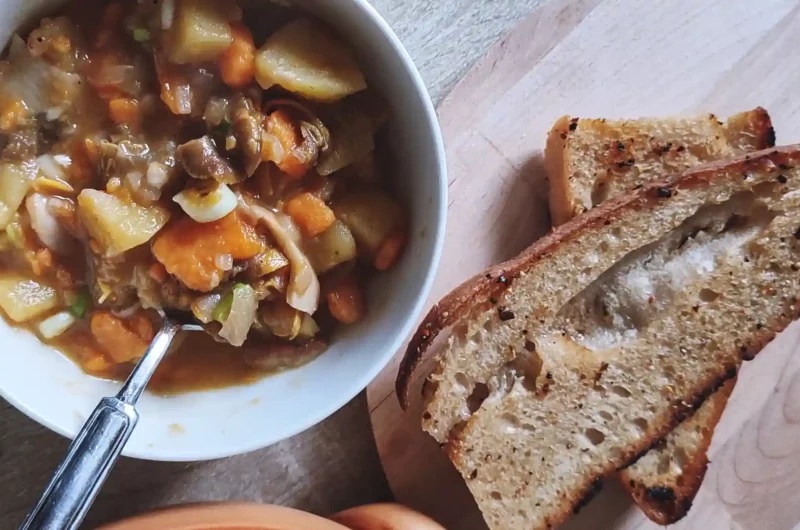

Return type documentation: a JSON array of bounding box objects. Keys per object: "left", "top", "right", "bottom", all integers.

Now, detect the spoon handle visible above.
[{"left": 20, "top": 320, "right": 181, "bottom": 530}]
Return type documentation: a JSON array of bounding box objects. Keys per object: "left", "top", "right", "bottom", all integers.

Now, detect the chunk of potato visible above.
[
  {"left": 0, "top": 274, "right": 59, "bottom": 323},
  {"left": 333, "top": 191, "right": 404, "bottom": 254},
  {"left": 168, "top": 0, "right": 234, "bottom": 64},
  {"left": 255, "top": 18, "right": 367, "bottom": 101},
  {"left": 78, "top": 189, "right": 170, "bottom": 257},
  {"left": 0, "top": 161, "right": 37, "bottom": 229},
  {"left": 306, "top": 220, "right": 356, "bottom": 273}
]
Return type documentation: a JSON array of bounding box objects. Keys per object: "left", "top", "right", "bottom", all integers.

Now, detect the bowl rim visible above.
[{"left": 0, "top": 0, "right": 447, "bottom": 461}]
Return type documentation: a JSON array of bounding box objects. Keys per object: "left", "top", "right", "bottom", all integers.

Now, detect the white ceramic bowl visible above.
[{"left": 0, "top": 0, "right": 446, "bottom": 461}]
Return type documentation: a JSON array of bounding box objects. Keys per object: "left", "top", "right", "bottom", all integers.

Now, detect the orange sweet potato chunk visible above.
[
  {"left": 90, "top": 311, "right": 151, "bottom": 364},
  {"left": 152, "top": 211, "right": 263, "bottom": 292}
]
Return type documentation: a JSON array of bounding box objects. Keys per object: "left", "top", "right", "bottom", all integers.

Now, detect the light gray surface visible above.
[{"left": 0, "top": 1, "right": 540, "bottom": 528}]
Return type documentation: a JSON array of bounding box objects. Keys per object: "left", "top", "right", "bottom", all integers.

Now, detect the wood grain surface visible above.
[
  {"left": 367, "top": 0, "right": 800, "bottom": 528},
  {"left": 0, "top": 1, "right": 542, "bottom": 529}
]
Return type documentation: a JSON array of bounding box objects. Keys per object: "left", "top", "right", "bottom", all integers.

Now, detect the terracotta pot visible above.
[{"left": 97, "top": 502, "right": 445, "bottom": 530}]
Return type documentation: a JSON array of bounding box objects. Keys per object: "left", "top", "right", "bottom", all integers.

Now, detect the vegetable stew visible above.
[{"left": 0, "top": 0, "right": 408, "bottom": 393}]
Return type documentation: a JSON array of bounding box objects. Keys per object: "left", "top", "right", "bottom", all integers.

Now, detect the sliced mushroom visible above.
[
  {"left": 263, "top": 99, "right": 330, "bottom": 171},
  {"left": 230, "top": 95, "right": 263, "bottom": 177},
  {"left": 176, "top": 135, "right": 242, "bottom": 184}
]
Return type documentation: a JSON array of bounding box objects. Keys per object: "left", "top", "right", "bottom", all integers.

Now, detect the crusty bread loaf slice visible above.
[
  {"left": 546, "top": 109, "right": 775, "bottom": 524},
  {"left": 546, "top": 109, "right": 775, "bottom": 226},
  {"left": 619, "top": 377, "right": 735, "bottom": 524},
  {"left": 397, "top": 146, "right": 800, "bottom": 530}
]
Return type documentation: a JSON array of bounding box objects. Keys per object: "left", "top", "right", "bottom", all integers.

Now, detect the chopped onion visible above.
[
  {"left": 38, "top": 311, "right": 77, "bottom": 339},
  {"left": 46, "top": 107, "right": 65, "bottom": 120},
  {"left": 145, "top": 162, "right": 170, "bottom": 189},
  {"left": 26, "top": 193, "right": 75, "bottom": 255},
  {"left": 126, "top": 170, "right": 161, "bottom": 204},
  {"left": 219, "top": 284, "right": 257, "bottom": 346},
  {"left": 173, "top": 84, "right": 192, "bottom": 115},
  {"left": 191, "top": 293, "right": 222, "bottom": 324},
  {"left": 173, "top": 182, "right": 237, "bottom": 223},
  {"left": 53, "top": 155, "right": 72, "bottom": 167},
  {"left": 112, "top": 302, "right": 142, "bottom": 319},
  {"left": 237, "top": 197, "right": 320, "bottom": 314},
  {"left": 4, "top": 35, "right": 80, "bottom": 114},
  {"left": 215, "top": 253, "right": 233, "bottom": 271},
  {"left": 36, "top": 154, "right": 67, "bottom": 181},
  {"left": 88, "top": 64, "right": 134, "bottom": 87},
  {"left": 204, "top": 96, "right": 230, "bottom": 126},
  {"left": 161, "top": 0, "right": 175, "bottom": 30}
]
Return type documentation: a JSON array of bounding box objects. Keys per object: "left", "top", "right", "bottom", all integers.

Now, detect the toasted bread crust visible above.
[
  {"left": 619, "top": 377, "right": 736, "bottom": 524},
  {"left": 398, "top": 145, "right": 799, "bottom": 408},
  {"left": 545, "top": 108, "right": 775, "bottom": 226}
]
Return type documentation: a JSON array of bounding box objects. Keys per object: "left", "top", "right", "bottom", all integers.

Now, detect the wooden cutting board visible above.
[{"left": 365, "top": 0, "right": 800, "bottom": 528}]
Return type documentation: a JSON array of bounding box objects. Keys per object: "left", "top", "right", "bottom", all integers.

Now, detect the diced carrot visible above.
[
  {"left": 108, "top": 98, "right": 141, "bottom": 129},
  {"left": 327, "top": 274, "right": 366, "bottom": 325},
  {"left": 220, "top": 22, "right": 256, "bottom": 88},
  {"left": 149, "top": 262, "right": 168, "bottom": 283},
  {"left": 0, "top": 98, "right": 26, "bottom": 132},
  {"left": 129, "top": 312, "right": 155, "bottom": 342},
  {"left": 374, "top": 227, "right": 408, "bottom": 271},
  {"left": 285, "top": 192, "right": 336, "bottom": 238},
  {"left": 265, "top": 110, "right": 311, "bottom": 179},
  {"left": 152, "top": 211, "right": 264, "bottom": 292},
  {"left": 82, "top": 352, "right": 113, "bottom": 374},
  {"left": 90, "top": 310, "right": 150, "bottom": 364}
]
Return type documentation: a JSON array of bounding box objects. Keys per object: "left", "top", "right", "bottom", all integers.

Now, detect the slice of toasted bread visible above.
[
  {"left": 619, "top": 377, "right": 735, "bottom": 524},
  {"left": 546, "top": 109, "right": 775, "bottom": 226},
  {"left": 545, "top": 109, "right": 774, "bottom": 524},
  {"left": 397, "top": 146, "right": 800, "bottom": 530}
]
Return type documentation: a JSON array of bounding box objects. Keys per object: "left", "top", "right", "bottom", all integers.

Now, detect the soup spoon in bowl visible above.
[{"left": 20, "top": 316, "right": 203, "bottom": 530}]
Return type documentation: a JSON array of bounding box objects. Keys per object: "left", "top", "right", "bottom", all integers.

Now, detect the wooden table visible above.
[{"left": 0, "top": 1, "right": 541, "bottom": 528}]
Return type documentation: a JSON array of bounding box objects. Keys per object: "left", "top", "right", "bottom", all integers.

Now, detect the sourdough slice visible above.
[
  {"left": 619, "top": 377, "right": 735, "bottom": 524},
  {"left": 397, "top": 146, "right": 800, "bottom": 530},
  {"left": 546, "top": 109, "right": 774, "bottom": 524},
  {"left": 546, "top": 109, "right": 775, "bottom": 226}
]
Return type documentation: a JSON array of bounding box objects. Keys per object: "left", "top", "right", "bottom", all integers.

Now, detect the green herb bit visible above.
[
  {"left": 212, "top": 283, "right": 247, "bottom": 323},
  {"left": 133, "top": 28, "right": 151, "bottom": 42},
  {"left": 69, "top": 290, "right": 92, "bottom": 319}
]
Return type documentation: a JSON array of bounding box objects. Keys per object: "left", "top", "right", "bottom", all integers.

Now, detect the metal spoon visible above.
[{"left": 20, "top": 317, "right": 202, "bottom": 530}]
